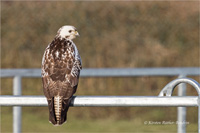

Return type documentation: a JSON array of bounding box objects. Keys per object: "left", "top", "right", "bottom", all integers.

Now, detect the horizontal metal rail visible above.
[
  {"left": 1, "top": 67, "right": 200, "bottom": 77},
  {"left": 1, "top": 68, "right": 199, "bottom": 133},
  {"left": 0, "top": 95, "right": 199, "bottom": 107}
]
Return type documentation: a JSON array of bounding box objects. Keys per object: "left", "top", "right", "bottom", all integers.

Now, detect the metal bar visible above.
[
  {"left": 159, "top": 78, "right": 200, "bottom": 97},
  {"left": 158, "top": 77, "right": 200, "bottom": 133},
  {"left": 13, "top": 76, "right": 22, "bottom": 133},
  {"left": 0, "top": 69, "right": 199, "bottom": 133},
  {"left": 0, "top": 96, "right": 198, "bottom": 107},
  {"left": 0, "top": 67, "right": 200, "bottom": 77},
  {"left": 177, "top": 75, "right": 187, "bottom": 133},
  {"left": 177, "top": 91, "right": 187, "bottom": 133}
]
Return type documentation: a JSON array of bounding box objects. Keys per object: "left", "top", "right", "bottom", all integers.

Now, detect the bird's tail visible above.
[
  {"left": 54, "top": 96, "right": 62, "bottom": 125},
  {"left": 47, "top": 96, "right": 71, "bottom": 126}
]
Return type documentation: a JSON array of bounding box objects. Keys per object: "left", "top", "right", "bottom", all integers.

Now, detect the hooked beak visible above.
[{"left": 75, "top": 31, "right": 80, "bottom": 37}]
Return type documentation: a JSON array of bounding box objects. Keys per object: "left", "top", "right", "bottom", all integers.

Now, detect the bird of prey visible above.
[{"left": 41, "top": 25, "right": 82, "bottom": 125}]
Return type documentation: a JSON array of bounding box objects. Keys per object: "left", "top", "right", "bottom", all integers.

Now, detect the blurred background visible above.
[{"left": 1, "top": 1, "right": 199, "bottom": 132}]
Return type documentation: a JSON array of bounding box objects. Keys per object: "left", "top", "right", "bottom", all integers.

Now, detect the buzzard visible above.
[{"left": 41, "top": 25, "right": 82, "bottom": 125}]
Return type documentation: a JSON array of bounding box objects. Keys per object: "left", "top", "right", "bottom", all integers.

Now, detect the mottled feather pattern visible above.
[
  {"left": 42, "top": 31, "right": 81, "bottom": 125},
  {"left": 42, "top": 38, "right": 81, "bottom": 83}
]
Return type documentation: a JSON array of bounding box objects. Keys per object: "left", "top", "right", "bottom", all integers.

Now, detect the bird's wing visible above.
[
  {"left": 41, "top": 39, "right": 82, "bottom": 125},
  {"left": 42, "top": 40, "right": 82, "bottom": 96}
]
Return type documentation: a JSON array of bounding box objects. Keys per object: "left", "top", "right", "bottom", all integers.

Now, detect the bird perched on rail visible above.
[{"left": 41, "top": 25, "right": 82, "bottom": 125}]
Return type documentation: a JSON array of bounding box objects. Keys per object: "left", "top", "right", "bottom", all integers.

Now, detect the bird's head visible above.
[{"left": 57, "top": 25, "right": 79, "bottom": 40}]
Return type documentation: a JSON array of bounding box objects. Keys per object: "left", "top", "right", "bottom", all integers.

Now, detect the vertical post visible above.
[
  {"left": 13, "top": 76, "right": 22, "bottom": 133},
  {"left": 177, "top": 75, "right": 187, "bottom": 133}
]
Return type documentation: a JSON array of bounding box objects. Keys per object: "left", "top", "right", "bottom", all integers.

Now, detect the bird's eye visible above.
[{"left": 69, "top": 30, "right": 72, "bottom": 33}]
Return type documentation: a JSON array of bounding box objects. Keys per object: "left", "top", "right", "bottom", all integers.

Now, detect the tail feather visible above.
[
  {"left": 47, "top": 99, "right": 57, "bottom": 125},
  {"left": 54, "top": 96, "right": 62, "bottom": 125},
  {"left": 60, "top": 98, "right": 71, "bottom": 123},
  {"left": 47, "top": 97, "right": 71, "bottom": 126}
]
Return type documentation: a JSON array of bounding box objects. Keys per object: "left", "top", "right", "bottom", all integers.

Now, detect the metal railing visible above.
[
  {"left": 0, "top": 95, "right": 199, "bottom": 107},
  {"left": 0, "top": 67, "right": 200, "bottom": 133}
]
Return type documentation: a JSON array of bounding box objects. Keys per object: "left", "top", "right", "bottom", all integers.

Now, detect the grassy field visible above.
[
  {"left": 1, "top": 107, "right": 198, "bottom": 133},
  {"left": 1, "top": 1, "right": 199, "bottom": 133}
]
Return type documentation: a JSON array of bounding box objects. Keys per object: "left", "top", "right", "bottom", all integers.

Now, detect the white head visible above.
[{"left": 57, "top": 25, "right": 79, "bottom": 40}]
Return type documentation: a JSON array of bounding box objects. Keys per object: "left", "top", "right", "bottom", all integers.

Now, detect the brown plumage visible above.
[{"left": 41, "top": 25, "right": 82, "bottom": 125}]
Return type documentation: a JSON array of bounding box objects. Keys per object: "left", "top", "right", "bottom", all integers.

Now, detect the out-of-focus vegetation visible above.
[{"left": 1, "top": 1, "right": 199, "bottom": 132}]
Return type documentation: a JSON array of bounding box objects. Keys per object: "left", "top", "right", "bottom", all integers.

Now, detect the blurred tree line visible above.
[
  {"left": 1, "top": 1, "right": 199, "bottom": 68},
  {"left": 1, "top": 1, "right": 199, "bottom": 132}
]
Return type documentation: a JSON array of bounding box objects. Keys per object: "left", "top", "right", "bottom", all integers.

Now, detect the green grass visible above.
[{"left": 1, "top": 107, "right": 198, "bottom": 133}]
